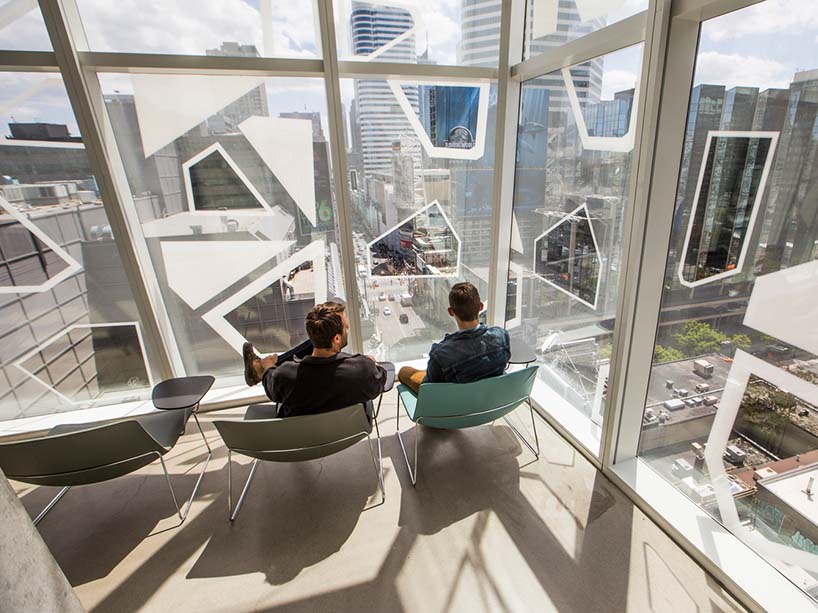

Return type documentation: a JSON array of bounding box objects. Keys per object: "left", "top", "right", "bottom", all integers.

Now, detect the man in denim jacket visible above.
[{"left": 398, "top": 282, "right": 510, "bottom": 394}]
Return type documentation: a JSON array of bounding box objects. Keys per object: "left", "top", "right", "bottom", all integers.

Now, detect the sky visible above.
[
  {"left": 0, "top": 0, "right": 817, "bottom": 139},
  {"left": 694, "top": 0, "right": 818, "bottom": 90}
]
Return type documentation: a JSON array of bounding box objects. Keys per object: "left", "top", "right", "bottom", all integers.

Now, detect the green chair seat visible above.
[
  {"left": 396, "top": 365, "right": 540, "bottom": 484},
  {"left": 396, "top": 385, "right": 419, "bottom": 421}
]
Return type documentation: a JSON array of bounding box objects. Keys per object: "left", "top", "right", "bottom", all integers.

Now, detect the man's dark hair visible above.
[
  {"left": 305, "top": 302, "right": 345, "bottom": 349},
  {"left": 449, "top": 282, "right": 481, "bottom": 321}
]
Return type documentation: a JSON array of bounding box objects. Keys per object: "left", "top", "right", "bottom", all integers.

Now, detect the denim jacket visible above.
[{"left": 424, "top": 324, "right": 510, "bottom": 384}]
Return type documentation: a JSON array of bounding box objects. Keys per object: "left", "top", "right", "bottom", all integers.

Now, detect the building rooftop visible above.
[{"left": 760, "top": 463, "right": 818, "bottom": 525}]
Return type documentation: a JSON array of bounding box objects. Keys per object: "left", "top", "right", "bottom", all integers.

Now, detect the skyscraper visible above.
[
  {"left": 759, "top": 69, "right": 818, "bottom": 272},
  {"left": 459, "top": 0, "right": 602, "bottom": 111},
  {"left": 350, "top": 2, "right": 419, "bottom": 174},
  {"left": 205, "top": 42, "right": 269, "bottom": 131}
]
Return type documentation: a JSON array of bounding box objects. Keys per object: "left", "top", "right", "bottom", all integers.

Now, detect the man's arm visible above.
[
  {"left": 361, "top": 356, "right": 388, "bottom": 400},
  {"left": 501, "top": 328, "right": 512, "bottom": 363},
  {"left": 423, "top": 350, "right": 444, "bottom": 383}
]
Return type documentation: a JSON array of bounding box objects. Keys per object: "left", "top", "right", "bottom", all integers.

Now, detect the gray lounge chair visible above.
[
  {"left": 213, "top": 403, "right": 384, "bottom": 522},
  {"left": 0, "top": 376, "right": 214, "bottom": 526}
]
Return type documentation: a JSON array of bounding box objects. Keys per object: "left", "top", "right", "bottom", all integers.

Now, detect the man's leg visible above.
[
  {"left": 398, "top": 366, "right": 426, "bottom": 395},
  {"left": 276, "top": 338, "right": 313, "bottom": 365},
  {"left": 242, "top": 342, "right": 278, "bottom": 386}
]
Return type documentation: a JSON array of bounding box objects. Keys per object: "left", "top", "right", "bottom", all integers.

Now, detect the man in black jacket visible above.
[{"left": 242, "top": 301, "right": 387, "bottom": 418}]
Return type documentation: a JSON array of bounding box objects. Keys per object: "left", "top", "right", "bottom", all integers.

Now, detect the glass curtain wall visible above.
[
  {"left": 334, "top": 0, "right": 498, "bottom": 67},
  {"left": 0, "top": 0, "right": 52, "bottom": 50},
  {"left": 507, "top": 37, "right": 644, "bottom": 453},
  {"left": 522, "top": 0, "right": 647, "bottom": 60},
  {"left": 98, "top": 73, "right": 344, "bottom": 384},
  {"left": 3, "top": 0, "right": 818, "bottom": 608},
  {"left": 637, "top": 1, "right": 818, "bottom": 601},
  {"left": 335, "top": 0, "right": 499, "bottom": 362},
  {"left": 74, "top": 0, "right": 320, "bottom": 58},
  {"left": 0, "top": 1, "right": 162, "bottom": 421}
]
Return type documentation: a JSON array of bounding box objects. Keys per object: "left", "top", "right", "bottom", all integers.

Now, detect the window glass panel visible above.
[
  {"left": 0, "top": 73, "right": 159, "bottom": 421},
  {"left": 335, "top": 0, "right": 498, "bottom": 68},
  {"left": 524, "top": 0, "right": 647, "bottom": 61},
  {"left": 75, "top": 0, "right": 319, "bottom": 58},
  {"left": 639, "top": 1, "right": 818, "bottom": 601},
  {"left": 506, "top": 44, "right": 643, "bottom": 455},
  {"left": 342, "top": 77, "right": 497, "bottom": 360},
  {"left": 100, "top": 74, "right": 343, "bottom": 385},
  {"left": 0, "top": 0, "right": 52, "bottom": 51}
]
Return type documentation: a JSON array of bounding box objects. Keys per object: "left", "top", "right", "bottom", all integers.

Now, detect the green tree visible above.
[
  {"left": 671, "top": 321, "right": 728, "bottom": 357},
  {"left": 730, "top": 333, "right": 752, "bottom": 353},
  {"left": 653, "top": 344, "right": 684, "bottom": 363}
]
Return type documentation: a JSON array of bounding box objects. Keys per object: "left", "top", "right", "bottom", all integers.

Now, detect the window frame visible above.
[{"left": 2, "top": 1, "right": 815, "bottom": 609}]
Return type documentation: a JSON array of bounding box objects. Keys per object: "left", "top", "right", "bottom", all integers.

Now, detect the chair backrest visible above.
[
  {"left": 213, "top": 404, "right": 372, "bottom": 463},
  {"left": 414, "top": 365, "right": 538, "bottom": 429},
  {"left": 0, "top": 420, "right": 166, "bottom": 486}
]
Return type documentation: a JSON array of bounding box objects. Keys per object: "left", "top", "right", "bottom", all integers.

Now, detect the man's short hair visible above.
[
  {"left": 449, "top": 282, "right": 481, "bottom": 321},
  {"left": 305, "top": 302, "right": 345, "bottom": 348}
]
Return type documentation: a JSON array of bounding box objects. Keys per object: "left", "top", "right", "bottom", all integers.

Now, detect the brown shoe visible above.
[{"left": 243, "top": 342, "right": 261, "bottom": 386}]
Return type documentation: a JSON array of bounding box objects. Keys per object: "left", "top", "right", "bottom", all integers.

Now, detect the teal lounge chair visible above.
[{"left": 395, "top": 365, "right": 540, "bottom": 485}]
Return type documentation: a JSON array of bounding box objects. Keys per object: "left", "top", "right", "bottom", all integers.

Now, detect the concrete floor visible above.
[{"left": 14, "top": 388, "right": 745, "bottom": 613}]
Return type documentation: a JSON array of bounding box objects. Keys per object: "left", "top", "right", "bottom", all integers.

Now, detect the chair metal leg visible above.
[
  {"left": 366, "top": 428, "right": 385, "bottom": 507},
  {"left": 396, "top": 395, "right": 420, "bottom": 485},
  {"left": 33, "top": 485, "right": 70, "bottom": 526},
  {"left": 529, "top": 399, "right": 540, "bottom": 456},
  {"left": 228, "top": 457, "right": 259, "bottom": 522},
  {"left": 373, "top": 417, "right": 384, "bottom": 491},
  {"left": 158, "top": 445, "right": 211, "bottom": 523},
  {"left": 158, "top": 453, "right": 183, "bottom": 521},
  {"left": 502, "top": 400, "right": 540, "bottom": 459},
  {"left": 181, "top": 445, "right": 211, "bottom": 520},
  {"left": 192, "top": 410, "right": 212, "bottom": 454}
]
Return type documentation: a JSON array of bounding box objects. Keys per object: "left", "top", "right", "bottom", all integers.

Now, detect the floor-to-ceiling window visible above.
[
  {"left": 504, "top": 0, "right": 647, "bottom": 456},
  {"left": 634, "top": 0, "right": 818, "bottom": 602},
  {"left": 334, "top": 0, "right": 499, "bottom": 362}
]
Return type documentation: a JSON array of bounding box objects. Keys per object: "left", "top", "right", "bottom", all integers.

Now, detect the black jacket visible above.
[{"left": 262, "top": 351, "right": 386, "bottom": 418}]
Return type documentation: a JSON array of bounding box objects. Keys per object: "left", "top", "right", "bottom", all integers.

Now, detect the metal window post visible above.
[
  {"left": 600, "top": 0, "right": 674, "bottom": 468},
  {"left": 487, "top": 0, "right": 526, "bottom": 328},
  {"left": 316, "top": 0, "right": 365, "bottom": 354}
]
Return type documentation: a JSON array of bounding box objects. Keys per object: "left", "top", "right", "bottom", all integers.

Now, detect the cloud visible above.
[
  {"left": 694, "top": 51, "right": 793, "bottom": 90},
  {"left": 74, "top": 0, "right": 318, "bottom": 57},
  {"left": 0, "top": 73, "right": 79, "bottom": 136},
  {"left": 703, "top": 0, "right": 818, "bottom": 42},
  {"left": 601, "top": 69, "right": 638, "bottom": 100},
  {"left": 0, "top": 4, "right": 51, "bottom": 51}
]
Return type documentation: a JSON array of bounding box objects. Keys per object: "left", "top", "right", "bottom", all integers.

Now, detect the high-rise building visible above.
[
  {"left": 460, "top": 0, "right": 602, "bottom": 111},
  {"left": 205, "top": 42, "right": 269, "bottom": 131},
  {"left": 759, "top": 70, "right": 818, "bottom": 272},
  {"left": 103, "top": 94, "right": 185, "bottom": 220},
  {"left": 670, "top": 84, "right": 725, "bottom": 259},
  {"left": 279, "top": 111, "right": 326, "bottom": 142},
  {"left": 350, "top": 2, "right": 419, "bottom": 174}
]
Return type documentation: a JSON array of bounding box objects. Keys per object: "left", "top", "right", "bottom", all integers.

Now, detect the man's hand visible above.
[
  {"left": 260, "top": 354, "right": 278, "bottom": 370},
  {"left": 365, "top": 354, "right": 378, "bottom": 364}
]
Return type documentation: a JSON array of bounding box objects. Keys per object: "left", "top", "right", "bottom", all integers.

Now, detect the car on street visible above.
[
  {"left": 383, "top": 306, "right": 392, "bottom": 316},
  {"left": 378, "top": 293, "right": 387, "bottom": 301},
  {"left": 399, "top": 313, "right": 409, "bottom": 324},
  {"left": 388, "top": 293, "right": 395, "bottom": 301}
]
